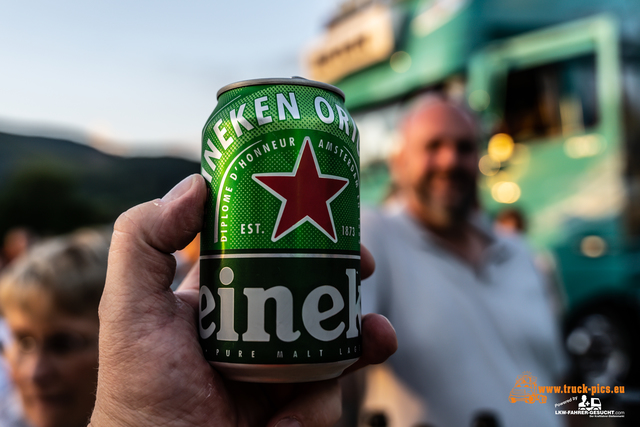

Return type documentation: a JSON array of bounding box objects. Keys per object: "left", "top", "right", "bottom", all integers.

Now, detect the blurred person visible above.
[
  {"left": 0, "top": 318, "right": 28, "bottom": 427},
  {"left": 0, "top": 228, "right": 37, "bottom": 271},
  {"left": 361, "top": 95, "right": 566, "bottom": 427},
  {"left": 493, "top": 208, "right": 566, "bottom": 318},
  {"left": 86, "top": 174, "right": 398, "bottom": 427},
  {"left": 493, "top": 208, "right": 527, "bottom": 236},
  {"left": 0, "top": 228, "right": 110, "bottom": 427}
]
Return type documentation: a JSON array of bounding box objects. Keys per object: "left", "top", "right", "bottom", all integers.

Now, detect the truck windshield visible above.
[{"left": 501, "top": 54, "right": 599, "bottom": 143}]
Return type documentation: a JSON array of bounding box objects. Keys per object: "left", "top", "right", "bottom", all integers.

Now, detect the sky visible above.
[{"left": 0, "top": 0, "right": 344, "bottom": 158}]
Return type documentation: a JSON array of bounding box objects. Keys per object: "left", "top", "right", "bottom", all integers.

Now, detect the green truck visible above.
[{"left": 306, "top": 0, "right": 640, "bottom": 389}]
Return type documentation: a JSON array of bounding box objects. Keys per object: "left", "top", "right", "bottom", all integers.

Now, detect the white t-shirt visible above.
[{"left": 361, "top": 206, "right": 567, "bottom": 427}]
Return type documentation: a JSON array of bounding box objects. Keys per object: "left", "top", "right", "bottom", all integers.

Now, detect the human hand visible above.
[{"left": 89, "top": 174, "right": 397, "bottom": 427}]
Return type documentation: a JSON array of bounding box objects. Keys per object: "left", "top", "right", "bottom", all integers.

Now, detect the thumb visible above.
[{"left": 102, "top": 174, "right": 206, "bottom": 313}]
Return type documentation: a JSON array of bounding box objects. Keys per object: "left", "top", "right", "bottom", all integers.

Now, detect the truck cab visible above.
[{"left": 306, "top": 0, "right": 640, "bottom": 393}]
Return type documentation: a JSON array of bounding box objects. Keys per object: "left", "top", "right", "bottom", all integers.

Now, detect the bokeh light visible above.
[
  {"left": 468, "top": 90, "right": 490, "bottom": 111},
  {"left": 580, "top": 235, "right": 607, "bottom": 258},
  {"left": 488, "top": 133, "right": 515, "bottom": 162},
  {"left": 390, "top": 51, "right": 412, "bottom": 73},
  {"left": 564, "top": 134, "right": 606, "bottom": 158},
  {"left": 491, "top": 181, "right": 521, "bottom": 204},
  {"left": 478, "top": 155, "right": 500, "bottom": 176}
]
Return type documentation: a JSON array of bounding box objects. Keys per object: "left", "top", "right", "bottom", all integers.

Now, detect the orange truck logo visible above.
[{"left": 509, "top": 371, "right": 547, "bottom": 404}]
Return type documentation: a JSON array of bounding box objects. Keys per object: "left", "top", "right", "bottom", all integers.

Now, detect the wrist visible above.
[{"left": 88, "top": 402, "right": 138, "bottom": 427}]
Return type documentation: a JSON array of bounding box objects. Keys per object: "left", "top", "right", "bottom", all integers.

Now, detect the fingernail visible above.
[
  {"left": 161, "top": 174, "right": 197, "bottom": 203},
  {"left": 275, "top": 417, "right": 302, "bottom": 427}
]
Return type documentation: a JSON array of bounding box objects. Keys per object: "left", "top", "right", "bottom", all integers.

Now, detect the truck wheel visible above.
[{"left": 564, "top": 299, "right": 640, "bottom": 387}]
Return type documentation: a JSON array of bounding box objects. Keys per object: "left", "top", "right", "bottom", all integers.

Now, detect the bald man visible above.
[{"left": 361, "top": 96, "right": 566, "bottom": 427}]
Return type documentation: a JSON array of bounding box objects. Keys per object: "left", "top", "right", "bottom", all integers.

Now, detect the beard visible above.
[{"left": 412, "top": 169, "right": 477, "bottom": 230}]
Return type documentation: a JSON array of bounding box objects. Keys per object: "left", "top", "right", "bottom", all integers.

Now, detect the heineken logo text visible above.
[
  {"left": 199, "top": 267, "right": 361, "bottom": 343},
  {"left": 201, "top": 92, "right": 358, "bottom": 183}
]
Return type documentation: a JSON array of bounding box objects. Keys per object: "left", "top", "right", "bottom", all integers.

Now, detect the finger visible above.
[
  {"left": 342, "top": 313, "right": 397, "bottom": 375},
  {"left": 102, "top": 174, "right": 206, "bottom": 312},
  {"left": 361, "top": 244, "right": 375, "bottom": 279},
  {"left": 266, "top": 380, "right": 342, "bottom": 427}
]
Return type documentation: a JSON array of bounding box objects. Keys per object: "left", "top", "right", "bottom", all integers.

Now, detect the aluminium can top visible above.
[{"left": 216, "top": 77, "right": 345, "bottom": 102}]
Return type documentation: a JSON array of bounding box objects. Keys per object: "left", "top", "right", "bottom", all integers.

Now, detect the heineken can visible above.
[{"left": 198, "top": 77, "right": 362, "bottom": 383}]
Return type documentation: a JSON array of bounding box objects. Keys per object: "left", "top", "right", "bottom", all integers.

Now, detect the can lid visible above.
[{"left": 216, "top": 77, "right": 345, "bottom": 101}]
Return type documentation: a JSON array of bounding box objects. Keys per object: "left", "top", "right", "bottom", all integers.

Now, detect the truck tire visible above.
[{"left": 563, "top": 297, "right": 640, "bottom": 387}]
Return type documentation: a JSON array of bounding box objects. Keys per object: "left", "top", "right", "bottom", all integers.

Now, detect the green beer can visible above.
[{"left": 199, "top": 77, "right": 362, "bottom": 382}]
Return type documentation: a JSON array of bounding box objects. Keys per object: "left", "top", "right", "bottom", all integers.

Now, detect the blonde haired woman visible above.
[{"left": 0, "top": 228, "right": 109, "bottom": 427}]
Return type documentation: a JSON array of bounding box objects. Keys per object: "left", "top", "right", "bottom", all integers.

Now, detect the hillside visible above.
[{"left": 0, "top": 131, "right": 200, "bottom": 239}]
